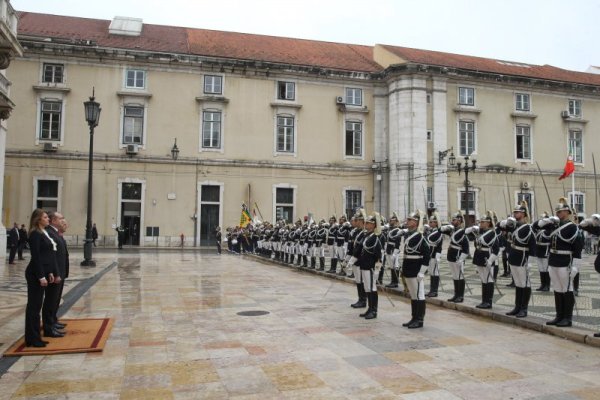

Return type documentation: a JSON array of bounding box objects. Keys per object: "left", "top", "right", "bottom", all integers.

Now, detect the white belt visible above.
[
  {"left": 477, "top": 247, "right": 490, "bottom": 252},
  {"left": 450, "top": 244, "right": 462, "bottom": 250},
  {"left": 404, "top": 255, "right": 422, "bottom": 260},
  {"left": 511, "top": 244, "right": 529, "bottom": 252},
  {"left": 550, "top": 249, "right": 572, "bottom": 255},
  {"left": 537, "top": 243, "right": 550, "bottom": 246}
]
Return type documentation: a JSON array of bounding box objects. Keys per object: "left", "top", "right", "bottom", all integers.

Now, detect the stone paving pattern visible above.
[{"left": 0, "top": 250, "right": 599, "bottom": 399}]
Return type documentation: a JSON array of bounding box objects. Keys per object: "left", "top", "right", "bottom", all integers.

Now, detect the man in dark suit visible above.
[
  {"left": 42, "top": 211, "right": 68, "bottom": 338},
  {"left": 18, "top": 224, "right": 28, "bottom": 260},
  {"left": 8, "top": 222, "right": 19, "bottom": 264}
]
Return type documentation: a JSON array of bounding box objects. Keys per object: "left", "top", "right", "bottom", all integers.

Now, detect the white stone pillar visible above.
[{"left": 432, "top": 78, "right": 449, "bottom": 220}]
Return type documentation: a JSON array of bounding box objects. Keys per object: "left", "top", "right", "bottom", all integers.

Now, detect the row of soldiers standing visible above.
[{"left": 254, "top": 196, "right": 600, "bottom": 334}]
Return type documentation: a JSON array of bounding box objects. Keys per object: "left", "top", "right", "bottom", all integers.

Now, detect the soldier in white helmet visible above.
[
  {"left": 466, "top": 211, "right": 499, "bottom": 309},
  {"left": 354, "top": 212, "right": 383, "bottom": 320},
  {"left": 425, "top": 212, "right": 443, "bottom": 297},
  {"left": 440, "top": 211, "right": 470, "bottom": 303}
]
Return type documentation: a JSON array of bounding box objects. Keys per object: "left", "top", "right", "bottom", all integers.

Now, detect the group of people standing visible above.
[
  {"left": 24, "top": 209, "right": 70, "bottom": 348},
  {"left": 251, "top": 197, "right": 600, "bottom": 335}
]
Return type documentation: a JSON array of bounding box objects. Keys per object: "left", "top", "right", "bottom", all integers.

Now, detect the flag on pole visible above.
[
  {"left": 559, "top": 155, "right": 575, "bottom": 180},
  {"left": 240, "top": 203, "right": 252, "bottom": 227}
]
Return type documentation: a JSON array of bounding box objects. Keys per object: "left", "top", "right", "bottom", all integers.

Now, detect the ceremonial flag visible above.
[
  {"left": 240, "top": 203, "right": 252, "bottom": 227},
  {"left": 558, "top": 155, "right": 575, "bottom": 180}
]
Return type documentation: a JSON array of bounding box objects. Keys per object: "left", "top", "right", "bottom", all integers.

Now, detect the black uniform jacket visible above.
[
  {"left": 444, "top": 227, "right": 469, "bottom": 262},
  {"left": 426, "top": 228, "right": 443, "bottom": 258},
  {"left": 548, "top": 221, "right": 583, "bottom": 268},
  {"left": 532, "top": 220, "right": 552, "bottom": 259},
  {"left": 26, "top": 230, "right": 58, "bottom": 281},
  {"left": 385, "top": 226, "right": 403, "bottom": 254},
  {"left": 402, "top": 230, "right": 431, "bottom": 278},
  {"left": 506, "top": 222, "right": 536, "bottom": 266},
  {"left": 355, "top": 232, "right": 382, "bottom": 270},
  {"left": 472, "top": 228, "right": 499, "bottom": 267}
]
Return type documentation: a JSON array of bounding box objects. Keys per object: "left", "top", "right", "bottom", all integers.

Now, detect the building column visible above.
[{"left": 432, "top": 78, "right": 449, "bottom": 219}]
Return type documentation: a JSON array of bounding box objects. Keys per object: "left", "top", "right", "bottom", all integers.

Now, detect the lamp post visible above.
[
  {"left": 456, "top": 154, "right": 477, "bottom": 227},
  {"left": 80, "top": 89, "right": 101, "bottom": 266},
  {"left": 171, "top": 138, "right": 179, "bottom": 161}
]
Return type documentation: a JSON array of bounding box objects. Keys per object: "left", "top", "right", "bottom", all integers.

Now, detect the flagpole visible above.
[{"left": 571, "top": 168, "right": 575, "bottom": 210}]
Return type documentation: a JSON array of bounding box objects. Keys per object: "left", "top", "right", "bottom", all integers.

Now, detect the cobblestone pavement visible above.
[{"left": 0, "top": 250, "right": 600, "bottom": 399}]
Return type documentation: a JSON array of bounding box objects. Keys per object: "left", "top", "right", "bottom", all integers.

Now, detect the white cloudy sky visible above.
[{"left": 12, "top": 0, "right": 600, "bottom": 72}]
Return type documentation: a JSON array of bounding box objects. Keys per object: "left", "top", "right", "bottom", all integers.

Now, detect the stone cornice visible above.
[{"left": 5, "top": 150, "right": 372, "bottom": 172}]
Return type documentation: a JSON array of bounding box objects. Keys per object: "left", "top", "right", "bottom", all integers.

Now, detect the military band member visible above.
[
  {"left": 335, "top": 215, "right": 350, "bottom": 275},
  {"left": 401, "top": 210, "right": 430, "bottom": 328},
  {"left": 542, "top": 198, "right": 584, "bottom": 327},
  {"left": 348, "top": 210, "right": 367, "bottom": 308},
  {"left": 467, "top": 211, "right": 499, "bottom": 309},
  {"left": 441, "top": 211, "right": 470, "bottom": 303},
  {"left": 579, "top": 212, "right": 600, "bottom": 336},
  {"left": 425, "top": 212, "right": 443, "bottom": 297},
  {"left": 326, "top": 216, "right": 339, "bottom": 273},
  {"left": 532, "top": 212, "right": 552, "bottom": 291},
  {"left": 501, "top": 201, "right": 536, "bottom": 318},
  {"left": 355, "top": 212, "right": 383, "bottom": 320}
]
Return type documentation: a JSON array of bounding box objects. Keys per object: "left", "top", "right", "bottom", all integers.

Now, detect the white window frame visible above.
[
  {"left": 201, "top": 109, "right": 222, "bottom": 150},
  {"left": 458, "top": 120, "right": 476, "bottom": 156},
  {"left": 41, "top": 62, "right": 65, "bottom": 84},
  {"left": 515, "top": 191, "right": 535, "bottom": 218},
  {"left": 345, "top": 87, "right": 363, "bottom": 106},
  {"left": 36, "top": 96, "right": 66, "bottom": 145},
  {"left": 344, "top": 120, "right": 363, "bottom": 158},
  {"left": 33, "top": 176, "right": 63, "bottom": 212},
  {"left": 125, "top": 69, "right": 146, "bottom": 90},
  {"left": 568, "top": 129, "right": 583, "bottom": 165},
  {"left": 274, "top": 114, "right": 296, "bottom": 156},
  {"left": 515, "top": 93, "right": 530, "bottom": 112},
  {"left": 121, "top": 104, "right": 146, "bottom": 146},
  {"left": 568, "top": 99, "right": 582, "bottom": 117},
  {"left": 117, "top": 178, "right": 146, "bottom": 246},
  {"left": 204, "top": 75, "right": 223, "bottom": 95},
  {"left": 272, "top": 184, "right": 297, "bottom": 223},
  {"left": 456, "top": 187, "right": 478, "bottom": 217},
  {"left": 276, "top": 81, "right": 296, "bottom": 101},
  {"left": 343, "top": 187, "right": 364, "bottom": 219},
  {"left": 568, "top": 191, "right": 585, "bottom": 214},
  {"left": 515, "top": 124, "right": 532, "bottom": 162},
  {"left": 458, "top": 87, "right": 475, "bottom": 106}
]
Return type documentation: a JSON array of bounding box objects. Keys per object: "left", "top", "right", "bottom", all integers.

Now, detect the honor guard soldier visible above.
[
  {"left": 579, "top": 213, "right": 600, "bottom": 336},
  {"left": 354, "top": 212, "right": 383, "bottom": 319},
  {"left": 299, "top": 223, "right": 309, "bottom": 267},
  {"left": 378, "top": 221, "right": 389, "bottom": 285},
  {"left": 501, "top": 201, "right": 536, "bottom": 318},
  {"left": 401, "top": 210, "right": 430, "bottom": 328},
  {"left": 467, "top": 211, "right": 499, "bottom": 309},
  {"left": 347, "top": 210, "right": 367, "bottom": 307},
  {"left": 344, "top": 216, "right": 359, "bottom": 278},
  {"left": 384, "top": 213, "right": 403, "bottom": 289},
  {"left": 335, "top": 215, "right": 350, "bottom": 275},
  {"left": 532, "top": 212, "right": 552, "bottom": 291},
  {"left": 425, "top": 212, "right": 443, "bottom": 297},
  {"left": 541, "top": 198, "right": 584, "bottom": 327},
  {"left": 316, "top": 220, "right": 328, "bottom": 271},
  {"left": 307, "top": 222, "right": 317, "bottom": 268},
  {"left": 441, "top": 211, "right": 470, "bottom": 303},
  {"left": 326, "top": 216, "right": 339, "bottom": 273}
]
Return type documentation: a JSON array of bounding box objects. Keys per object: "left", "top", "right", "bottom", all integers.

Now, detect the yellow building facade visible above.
[{"left": 4, "top": 12, "right": 600, "bottom": 247}]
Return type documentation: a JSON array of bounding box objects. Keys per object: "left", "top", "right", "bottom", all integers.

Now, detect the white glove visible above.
[
  {"left": 375, "top": 262, "right": 382, "bottom": 270},
  {"left": 399, "top": 229, "right": 409, "bottom": 235},
  {"left": 591, "top": 214, "right": 600, "bottom": 226},
  {"left": 392, "top": 248, "right": 400, "bottom": 256},
  {"left": 417, "top": 265, "right": 428, "bottom": 281},
  {"left": 486, "top": 254, "right": 498, "bottom": 267},
  {"left": 440, "top": 225, "right": 453, "bottom": 233},
  {"left": 348, "top": 256, "right": 357, "bottom": 266},
  {"left": 499, "top": 220, "right": 507, "bottom": 229},
  {"left": 537, "top": 217, "right": 552, "bottom": 227},
  {"left": 435, "top": 253, "right": 441, "bottom": 263},
  {"left": 580, "top": 218, "right": 592, "bottom": 228},
  {"left": 550, "top": 216, "right": 559, "bottom": 225},
  {"left": 506, "top": 217, "right": 516, "bottom": 228},
  {"left": 465, "top": 226, "right": 479, "bottom": 235},
  {"left": 458, "top": 253, "right": 468, "bottom": 263},
  {"left": 571, "top": 257, "right": 580, "bottom": 272}
]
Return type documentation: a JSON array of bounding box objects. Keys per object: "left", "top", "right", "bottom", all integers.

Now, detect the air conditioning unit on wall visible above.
[
  {"left": 560, "top": 110, "right": 570, "bottom": 118},
  {"left": 43, "top": 142, "right": 58, "bottom": 152},
  {"left": 335, "top": 96, "right": 345, "bottom": 105},
  {"left": 126, "top": 144, "right": 139, "bottom": 155},
  {"left": 520, "top": 181, "right": 530, "bottom": 190}
]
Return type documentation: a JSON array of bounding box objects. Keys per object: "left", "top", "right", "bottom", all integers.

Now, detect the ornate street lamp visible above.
[
  {"left": 81, "top": 89, "right": 101, "bottom": 266},
  {"left": 171, "top": 138, "right": 179, "bottom": 160},
  {"left": 457, "top": 154, "right": 477, "bottom": 227}
]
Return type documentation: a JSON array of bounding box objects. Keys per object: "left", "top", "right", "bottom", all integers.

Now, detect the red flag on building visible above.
[{"left": 558, "top": 155, "right": 575, "bottom": 180}]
